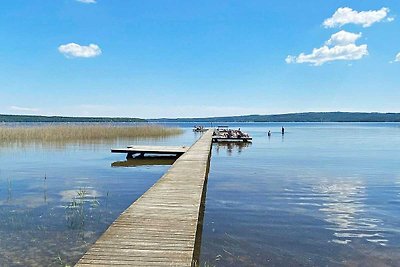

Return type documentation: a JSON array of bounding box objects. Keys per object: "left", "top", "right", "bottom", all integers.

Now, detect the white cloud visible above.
[
  {"left": 287, "top": 45, "right": 368, "bottom": 66},
  {"left": 9, "top": 106, "right": 39, "bottom": 112},
  {"left": 58, "top": 43, "right": 102, "bottom": 58},
  {"left": 286, "top": 30, "right": 368, "bottom": 66},
  {"left": 76, "top": 0, "right": 96, "bottom": 3},
  {"left": 285, "top": 56, "right": 296, "bottom": 64},
  {"left": 395, "top": 52, "right": 400, "bottom": 62},
  {"left": 323, "top": 7, "right": 392, "bottom": 28},
  {"left": 325, "top": 30, "right": 362, "bottom": 46}
]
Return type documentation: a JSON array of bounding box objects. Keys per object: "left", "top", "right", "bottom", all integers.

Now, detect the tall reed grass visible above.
[{"left": 0, "top": 124, "right": 182, "bottom": 144}]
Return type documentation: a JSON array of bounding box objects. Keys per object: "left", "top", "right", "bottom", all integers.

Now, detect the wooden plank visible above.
[{"left": 75, "top": 130, "right": 213, "bottom": 267}]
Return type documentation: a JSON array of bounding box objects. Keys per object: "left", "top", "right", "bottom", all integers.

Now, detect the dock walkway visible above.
[{"left": 76, "top": 130, "right": 213, "bottom": 266}]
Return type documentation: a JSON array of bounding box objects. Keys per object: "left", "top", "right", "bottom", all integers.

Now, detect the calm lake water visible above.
[{"left": 1, "top": 123, "right": 400, "bottom": 266}]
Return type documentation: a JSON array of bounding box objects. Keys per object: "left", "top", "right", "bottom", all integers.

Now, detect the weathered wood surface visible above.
[
  {"left": 76, "top": 130, "right": 213, "bottom": 266},
  {"left": 112, "top": 145, "right": 189, "bottom": 156}
]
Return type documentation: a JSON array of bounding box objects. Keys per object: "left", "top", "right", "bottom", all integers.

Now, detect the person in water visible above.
[
  {"left": 282, "top": 127, "right": 285, "bottom": 135},
  {"left": 268, "top": 130, "right": 271, "bottom": 137}
]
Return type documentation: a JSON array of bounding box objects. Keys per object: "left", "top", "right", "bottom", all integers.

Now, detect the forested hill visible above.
[
  {"left": 0, "top": 114, "right": 145, "bottom": 123},
  {"left": 3, "top": 112, "right": 400, "bottom": 123},
  {"left": 152, "top": 112, "right": 400, "bottom": 122}
]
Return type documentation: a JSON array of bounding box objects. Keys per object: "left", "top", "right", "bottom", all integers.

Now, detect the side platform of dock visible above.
[
  {"left": 111, "top": 145, "right": 189, "bottom": 158},
  {"left": 75, "top": 130, "right": 213, "bottom": 266}
]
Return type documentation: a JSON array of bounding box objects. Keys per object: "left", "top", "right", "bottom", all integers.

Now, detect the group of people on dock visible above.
[
  {"left": 196, "top": 125, "right": 286, "bottom": 140},
  {"left": 215, "top": 128, "right": 251, "bottom": 139}
]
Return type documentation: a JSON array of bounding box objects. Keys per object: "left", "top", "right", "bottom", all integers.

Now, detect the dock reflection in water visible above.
[
  {"left": 213, "top": 142, "right": 252, "bottom": 156},
  {"left": 111, "top": 156, "right": 178, "bottom": 168}
]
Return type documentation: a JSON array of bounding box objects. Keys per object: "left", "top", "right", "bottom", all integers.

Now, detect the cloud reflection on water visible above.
[
  {"left": 59, "top": 188, "right": 101, "bottom": 203},
  {"left": 312, "top": 179, "right": 387, "bottom": 246}
]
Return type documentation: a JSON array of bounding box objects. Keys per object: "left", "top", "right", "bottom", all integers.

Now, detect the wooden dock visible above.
[
  {"left": 212, "top": 136, "right": 252, "bottom": 142},
  {"left": 112, "top": 145, "right": 189, "bottom": 158},
  {"left": 76, "top": 130, "right": 213, "bottom": 266}
]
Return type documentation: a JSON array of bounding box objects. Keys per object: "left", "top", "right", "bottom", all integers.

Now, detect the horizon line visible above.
[{"left": 2, "top": 111, "right": 400, "bottom": 120}]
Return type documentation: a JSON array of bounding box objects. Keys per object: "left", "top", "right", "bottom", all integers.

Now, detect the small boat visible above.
[{"left": 193, "top": 126, "right": 208, "bottom": 132}]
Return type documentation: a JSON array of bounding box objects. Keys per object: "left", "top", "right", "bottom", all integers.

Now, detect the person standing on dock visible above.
[{"left": 282, "top": 127, "right": 285, "bottom": 135}]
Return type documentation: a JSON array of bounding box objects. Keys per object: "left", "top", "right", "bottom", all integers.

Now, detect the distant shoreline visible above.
[
  {"left": 0, "top": 114, "right": 145, "bottom": 123},
  {"left": 150, "top": 112, "right": 400, "bottom": 123},
  {"left": 2, "top": 112, "right": 400, "bottom": 123}
]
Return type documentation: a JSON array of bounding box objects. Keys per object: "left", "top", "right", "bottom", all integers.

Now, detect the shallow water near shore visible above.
[{"left": 1, "top": 122, "right": 400, "bottom": 266}]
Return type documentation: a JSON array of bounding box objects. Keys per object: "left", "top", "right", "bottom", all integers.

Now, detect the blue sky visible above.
[{"left": 0, "top": 0, "right": 399, "bottom": 118}]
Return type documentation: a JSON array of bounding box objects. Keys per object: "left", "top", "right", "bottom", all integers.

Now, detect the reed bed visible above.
[{"left": 0, "top": 124, "right": 182, "bottom": 144}]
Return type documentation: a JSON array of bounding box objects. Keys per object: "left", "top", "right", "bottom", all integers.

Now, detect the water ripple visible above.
[
  {"left": 314, "top": 180, "right": 387, "bottom": 246},
  {"left": 289, "top": 179, "right": 389, "bottom": 246}
]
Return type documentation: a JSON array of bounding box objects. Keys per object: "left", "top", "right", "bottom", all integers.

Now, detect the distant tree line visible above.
[
  {"left": 0, "top": 114, "right": 146, "bottom": 123},
  {"left": 3, "top": 112, "right": 400, "bottom": 123},
  {"left": 151, "top": 112, "right": 400, "bottom": 122}
]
